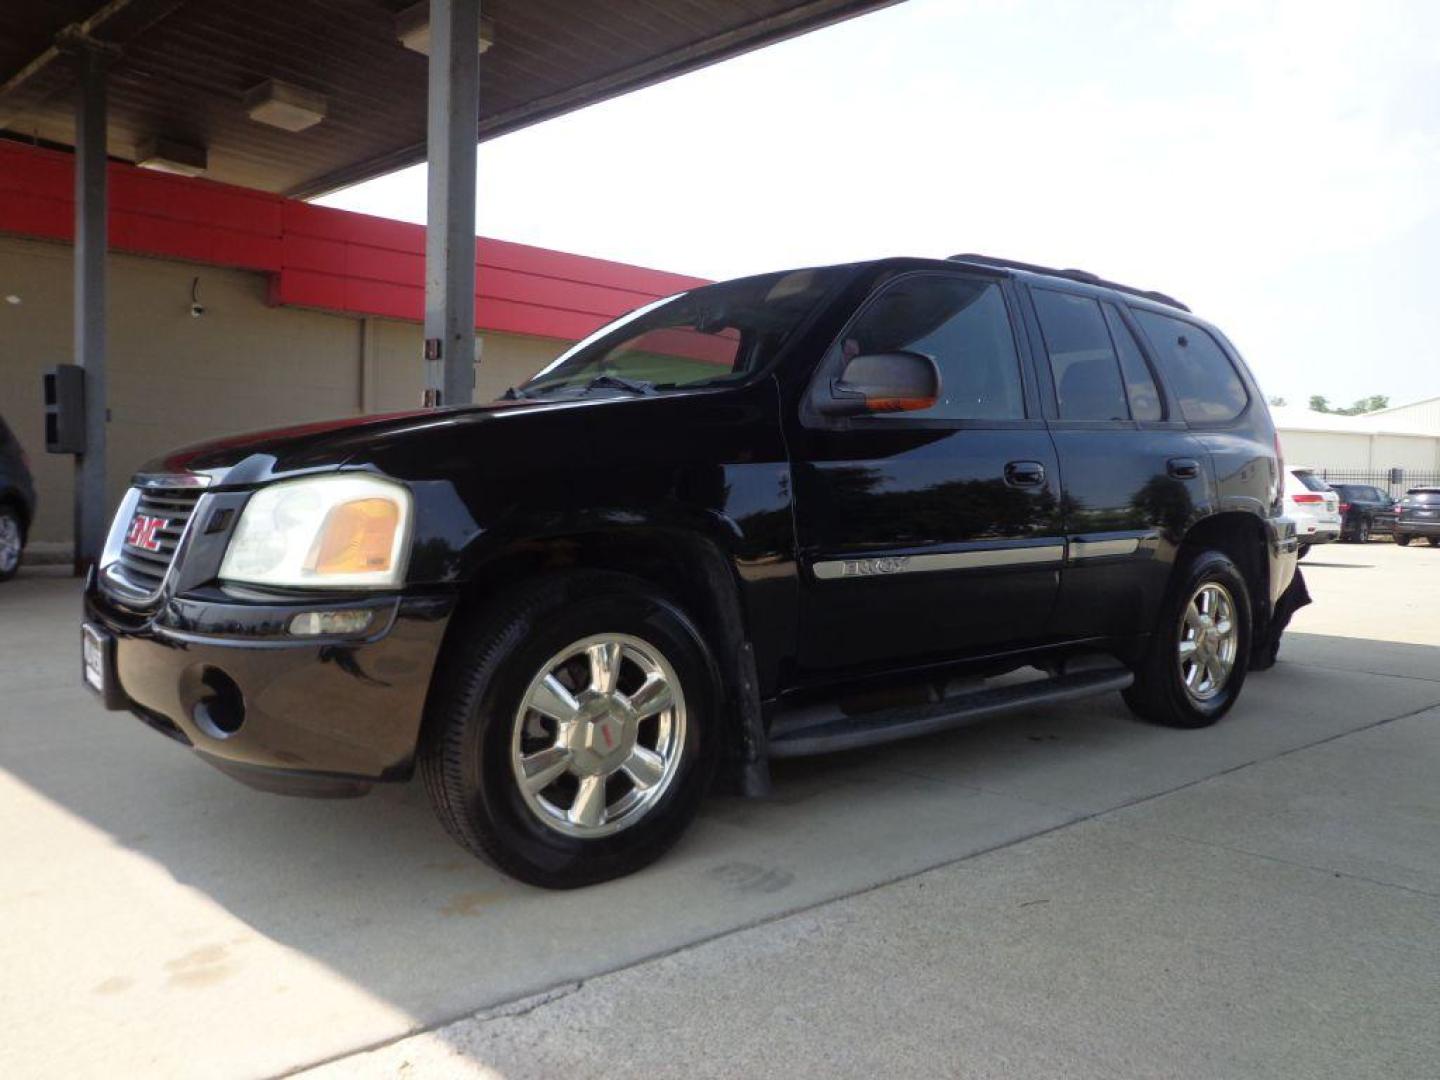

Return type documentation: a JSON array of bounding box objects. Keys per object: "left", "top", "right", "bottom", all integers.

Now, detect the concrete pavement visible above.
[{"left": 1, "top": 541, "right": 1438, "bottom": 1077}]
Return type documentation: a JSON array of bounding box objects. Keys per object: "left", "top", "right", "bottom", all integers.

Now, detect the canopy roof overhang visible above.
[{"left": 0, "top": 0, "right": 897, "bottom": 198}]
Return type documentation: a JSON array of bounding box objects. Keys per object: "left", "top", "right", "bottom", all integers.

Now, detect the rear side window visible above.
[
  {"left": 1032, "top": 290, "right": 1129, "bottom": 421},
  {"left": 1131, "top": 310, "right": 1249, "bottom": 423},
  {"left": 1102, "top": 304, "right": 1163, "bottom": 421},
  {"left": 840, "top": 274, "right": 1025, "bottom": 421}
]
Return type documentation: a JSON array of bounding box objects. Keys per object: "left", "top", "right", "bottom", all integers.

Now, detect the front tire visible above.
[
  {"left": 1297, "top": 544, "right": 1310, "bottom": 561},
  {"left": 420, "top": 572, "right": 719, "bottom": 888},
  {"left": 1124, "top": 550, "right": 1252, "bottom": 729},
  {"left": 1395, "top": 534, "right": 1412, "bottom": 546}
]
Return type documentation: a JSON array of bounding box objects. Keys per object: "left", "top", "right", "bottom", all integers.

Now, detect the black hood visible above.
[{"left": 135, "top": 400, "right": 541, "bottom": 486}]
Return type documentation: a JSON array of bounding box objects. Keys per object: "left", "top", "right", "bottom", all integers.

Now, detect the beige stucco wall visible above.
[{"left": 0, "top": 235, "right": 567, "bottom": 545}]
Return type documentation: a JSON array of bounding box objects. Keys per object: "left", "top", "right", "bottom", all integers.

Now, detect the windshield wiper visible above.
[
  {"left": 583, "top": 374, "right": 656, "bottom": 395},
  {"left": 506, "top": 373, "right": 657, "bottom": 400}
]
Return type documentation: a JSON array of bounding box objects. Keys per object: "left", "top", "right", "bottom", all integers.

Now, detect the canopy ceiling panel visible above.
[{"left": 0, "top": 0, "right": 897, "bottom": 197}]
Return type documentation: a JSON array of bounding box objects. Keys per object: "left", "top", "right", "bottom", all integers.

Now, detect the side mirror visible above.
[{"left": 820, "top": 350, "right": 940, "bottom": 416}]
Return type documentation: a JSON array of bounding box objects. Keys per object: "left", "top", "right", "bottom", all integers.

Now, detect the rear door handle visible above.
[
  {"left": 1167, "top": 457, "right": 1201, "bottom": 480},
  {"left": 1004, "top": 460, "right": 1046, "bottom": 488}
]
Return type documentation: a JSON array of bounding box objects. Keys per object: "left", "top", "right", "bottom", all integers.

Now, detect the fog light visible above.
[{"left": 290, "top": 610, "right": 374, "bottom": 636}]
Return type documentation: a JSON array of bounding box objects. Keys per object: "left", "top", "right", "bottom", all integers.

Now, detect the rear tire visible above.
[
  {"left": 1429, "top": 538, "right": 1440, "bottom": 548},
  {"left": 1354, "top": 518, "right": 1372, "bottom": 544},
  {"left": 0, "top": 505, "right": 23, "bottom": 582},
  {"left": 1297, "top": 544, "right": 1310, "bottom": 560},
  {"left": 419, "top": 571, "right": 719, "bottom": 888},
  {"left": 1123, "top": 550, "right": 1252, "bottom": 729}
]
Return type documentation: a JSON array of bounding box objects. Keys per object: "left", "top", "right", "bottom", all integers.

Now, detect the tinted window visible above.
[
  {"left": 1103, "top": 303, "right": 1163, "bottom": 421},
  {"left": 841, "top": 275, "right": 1024, "bottom": 421},
  {"left": 1032, "top": 290, "right": 1129, "bottom": 421},
  {"left": 523, "top": 267, "right": 842, "bottom": 394},
  {"left": 1406, "top": 489, "right": 1440, "bottom": 504},
  {"left": 1132, "top": 310, "right": 1249, "bottom": 422},
  {"left": 1367, "top": 487, "right": 1388, "bottom": 502},
  {"left": 1295, "top": 471, "right": 1330, "bottom": 492}
]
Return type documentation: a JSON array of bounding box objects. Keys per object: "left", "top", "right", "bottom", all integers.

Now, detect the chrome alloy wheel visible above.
[
  {"left": 0, "top": 513, "right": 21, "bottom": 575},
  {"left": 1176, "top": 582, "right": 1238, "bottom": 702},
  {"left": 510, "top": 633, "right": 686, "bottom": 839}
]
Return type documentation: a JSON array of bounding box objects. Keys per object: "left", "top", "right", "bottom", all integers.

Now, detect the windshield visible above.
[{"left": 517, "top": 267, "right": 841, "bottom": 396}]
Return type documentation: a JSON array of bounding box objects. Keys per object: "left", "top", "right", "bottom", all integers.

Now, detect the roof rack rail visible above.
[{"left": 946, "top": 253, "right": 1190, "bottom": 312}]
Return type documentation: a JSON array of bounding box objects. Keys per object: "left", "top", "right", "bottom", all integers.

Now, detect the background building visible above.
[
  {"left": 1271, "top": 403, "right": 1440, "bottom": 492},
  {"left": 0, "top": 142, "right": 706, "bottom": 551}
]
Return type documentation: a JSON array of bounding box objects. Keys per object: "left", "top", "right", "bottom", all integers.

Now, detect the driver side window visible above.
[{"left": 841, "top": 275, "right": 1025, "bottom": 421}]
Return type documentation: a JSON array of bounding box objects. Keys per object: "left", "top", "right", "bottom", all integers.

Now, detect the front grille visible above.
[{"left": 114, "top": 487, "right": 204, "bottom": 594}]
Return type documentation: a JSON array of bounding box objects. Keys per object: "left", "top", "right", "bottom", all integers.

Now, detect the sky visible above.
[{"left": 318, "top": 0, "right": 1440, "bottom": 410}]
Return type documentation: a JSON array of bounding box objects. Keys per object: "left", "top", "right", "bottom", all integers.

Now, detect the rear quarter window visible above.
[
  {"left": 1294, "top": 471, "right": 1331, "bottom": 492},
  {"left": 1131, "top": 309, "right": 1249, "bottom": 423}
]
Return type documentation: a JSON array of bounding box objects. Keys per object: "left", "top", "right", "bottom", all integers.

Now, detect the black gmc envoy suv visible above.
[{"left": 83, "top": 255, "right": 1300, "bottom": 887}]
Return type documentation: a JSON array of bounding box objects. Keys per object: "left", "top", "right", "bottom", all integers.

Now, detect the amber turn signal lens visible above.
[{"left": 307, "top": 498, "right": 399, "bottom": 575}]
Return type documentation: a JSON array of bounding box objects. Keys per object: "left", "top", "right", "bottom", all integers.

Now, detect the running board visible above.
[{"left": 766, "top": 668, "right": 1134, "bottom": 759}]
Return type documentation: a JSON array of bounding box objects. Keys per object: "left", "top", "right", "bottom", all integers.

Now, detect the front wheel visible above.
[
  {"left": 420, "top": 572, "right": 719, "bottom": 888},
  {"left": 1124, "top": 550, "right": 1252, "bottom": 729},
  {"left": 1395, "top": 534, "right": 1412, "bottom": 547},
  {"left": 1297, "top": 544, "right": 1310, "bottom": 561}
]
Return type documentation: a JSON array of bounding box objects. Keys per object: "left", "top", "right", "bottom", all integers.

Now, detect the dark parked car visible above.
[
  {"left": 1328, "top": 483, "right": 1398, "bottom": 543},
  {"left": 0, "top": 414, "right": 36, "bottom": 582},
  {"left": 1394, "top": 487, "right": 1440, "bottom": 546},
  {"left": 82, "top": 255, "right": 1300, "bottom": 887}
]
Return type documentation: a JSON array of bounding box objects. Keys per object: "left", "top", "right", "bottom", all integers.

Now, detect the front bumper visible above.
[{"left": 85, "top": 573, "right": 455, "bottom": 795}]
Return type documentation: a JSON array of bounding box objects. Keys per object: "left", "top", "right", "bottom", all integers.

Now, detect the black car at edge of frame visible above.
[{"left": 82, "top": 253, "right": 1301, "bottom": 887}]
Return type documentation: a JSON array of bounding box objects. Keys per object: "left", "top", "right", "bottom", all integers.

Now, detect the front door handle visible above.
[
  {"left": 1005, "top": 460, "right": 1046, "bottom": 488},
  {"left": 1167, "top": 457, "right": 1201, "bottom": 480}
]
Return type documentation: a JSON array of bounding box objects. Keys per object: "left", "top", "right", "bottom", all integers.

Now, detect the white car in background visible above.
[{"left": 1285, "top": 468, "right": 1342, "bottom": 558}]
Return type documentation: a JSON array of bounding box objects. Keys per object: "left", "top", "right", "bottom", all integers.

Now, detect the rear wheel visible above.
[
  {"left": 1353, "top": 518, "right": 1372, "bottom": 544},
  {"left": 1429, "top": 538, "right": 1440, "bottom": 548},
  {"left": 0, "top": 506, "right": 23, "bottom": 582},
  {"left": 1124, "top": 550, "right": 1251, "bottom": 729},
  {"left": 420, "top": 571, "right": 719, "bottom": 888},
  {"left": 1297, "top": 544, "right": 1310, "bottom": 560}
]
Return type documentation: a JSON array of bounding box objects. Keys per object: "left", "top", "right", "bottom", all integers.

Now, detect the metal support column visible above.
[
  {"left": 422, "top": 0, "right": 480, "bottom": 407},
  {"left": 72, "top": 42, "right": 109, "bottom": 573}
]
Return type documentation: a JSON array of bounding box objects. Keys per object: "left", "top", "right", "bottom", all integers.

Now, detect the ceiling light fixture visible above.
[
  {"left": 394, "top": 3, "right": 495, "bottom": 56},
  {"left": 244, "top": 79, "right": 327, "bottom": 132},
  {"left": 135, "top": 136, "right": 208, "bottom": 177}
]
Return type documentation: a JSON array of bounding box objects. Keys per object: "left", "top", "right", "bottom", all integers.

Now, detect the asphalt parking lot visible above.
[{"left": 2, "top": 540, "right": 1438, "bottom": 1079}]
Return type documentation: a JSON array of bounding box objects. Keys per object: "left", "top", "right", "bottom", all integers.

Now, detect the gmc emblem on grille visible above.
[{"left": 126, "top": 513, "right": 169, "bottom": 553}]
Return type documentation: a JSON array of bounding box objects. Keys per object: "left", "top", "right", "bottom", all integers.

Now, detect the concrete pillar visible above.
[
  {"left": 422, "top": 0, "right": 480, "bottom": 407},
  {"left": 72, "top": 43, "right": 109, "bottom": 573}
]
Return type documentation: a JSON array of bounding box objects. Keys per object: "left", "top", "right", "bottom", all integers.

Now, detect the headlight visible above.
[{"left": 219, "top": 475, "right": 412, "bottom": 589}]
